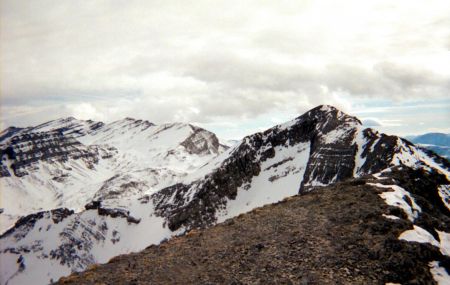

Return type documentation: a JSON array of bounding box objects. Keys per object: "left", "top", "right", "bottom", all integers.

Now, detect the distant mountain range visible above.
[
  {"left": 0, "top": 105, "right": 449, "bottom": 285},
  {"left": 405, "top": 133, "right": 450, "bottom": 159}
]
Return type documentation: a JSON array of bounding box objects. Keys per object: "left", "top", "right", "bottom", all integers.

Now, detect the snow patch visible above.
[
  {"left": 399, "top": 225, "right": 440, "bottom": 247},
  {"left": 429, "top": 261, "right": 450, "bottom": 285},
  {"left": 353, "top": 127, "right": 367, "bottom": 177},
  {"left": 437, "top": 230, "right": 450, "bottom": 257},
  {"left": 216, "top": 142, "right": 310, "bottom": 223},
  {"left": 382, "top": 214, "right": 400, "bottom": 220},
  {"left": 369, "top": 183, "right": 421, "bottom": 222},
  {"left": 321, "top": 126, "right": 353, "bottom": 145},
  {"left": 399, "top": 226, "right": 450, "bottom": 257}
]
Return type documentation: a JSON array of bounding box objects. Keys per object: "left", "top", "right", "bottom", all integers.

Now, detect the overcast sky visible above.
[{"left": 1, "top": 0, "right": 449, "bottom": 139}]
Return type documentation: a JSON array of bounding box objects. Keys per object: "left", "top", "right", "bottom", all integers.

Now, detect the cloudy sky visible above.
[{"left": 1, "top": 0, "right": 449, "bottom": 139}]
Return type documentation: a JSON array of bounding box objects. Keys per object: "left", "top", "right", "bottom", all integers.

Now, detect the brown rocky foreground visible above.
[{"left": 58, "top": 171, "right": 449, "bottom": 285}]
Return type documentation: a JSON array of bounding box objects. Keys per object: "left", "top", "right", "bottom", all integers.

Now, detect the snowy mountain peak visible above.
[
  {"left": 1, "top": 105, "right": 449, "bottom": 285},
  {"left": 92, "top": 118, "right": 155, "bottom": 137},
  {"left": 0, "top": 117, "right": 105, "bottom": 147},
  {"left": 301, "top": 104, "right": 361, "bottom": 127},
  {"left": 320, "top": 104, "right": 335, "bottom": 111},
  {"left": 32, "top": 117, "right": 105, "bottom": 138},
  {"left": 113, "top": 117, "right": 154, "bottom": 126},
  {"left": 274, "top": 105, "right": 361, "bottom": 137},
  {"left": 151, "top": 106, "right": 449, "bottom": 232}
]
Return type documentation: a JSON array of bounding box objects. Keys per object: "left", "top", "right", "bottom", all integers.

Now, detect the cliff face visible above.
[
  {"left": 58, "top": 168, "right": 449, "bottom": 285},
  {"left": 0, "top": 131, "right": 99, "bottom": 177}
]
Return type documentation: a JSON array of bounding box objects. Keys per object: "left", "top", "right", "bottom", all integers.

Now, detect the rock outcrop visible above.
[{"left": 0, "top": 131, "right": 98, "bottom": 177}]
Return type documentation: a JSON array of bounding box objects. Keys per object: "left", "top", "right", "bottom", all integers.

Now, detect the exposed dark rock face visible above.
[
  {"left": 152, "top": 106, "right": 359, "bottom": 231},
  {"left": 0, "top": 131, "right": 99, "bottom": 177},
  {"left": 0, "top": 118, "right": 105, "bottom": 146},
  {"left": 85, "top": 201, "right": 141, "bottom": 224},
  {"left": 122, "top": 118, "right": 154, "bottom": 130},
  {"left": 0, "top": 212, "right": 46, "bottom": 240},
  {"left": 51, "top": 208, "right": 75, "bottom": 224},
  {"left": 180, "top": 124, "right": 222, "bottom": 155},
  {"left": 84, "top": 201, "right": 102, "bottom": 211},
  {"left": 357, "top": 129, "right": 407, "bottom": 176},
  {"left": 0, "top": 127, "right": 23, "bottom": 143},
  {"left": 57, "top": 168, "right": 449, "bottom": 285},
  {"left": 152, "top": 138, "right": 262, "bottom": 231},
  {"left": 298, "top": 106, "right": 360, "bottom": 189},
  {"left": 0, "top": 208, "right": 74, "bottom": 240},
  {"left": 152, "top": 105, "right": 445, "bottom": 232},
  {"left": 92, "top": 175, "right": 148, "bottom": 202},
  {"left": 0, "top": 117, "right": 107, "bottom": 178},
  {"left": 32, "top": 117, "right": 105, "bottom": 138},
  {"left": 97, "top": 208, "right": 141, "bottom": 224}
]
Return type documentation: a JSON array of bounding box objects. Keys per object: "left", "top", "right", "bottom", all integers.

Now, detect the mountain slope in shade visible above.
[
  {"left": 0, "top": 118, "right": 226, "bottom": 233},
  {"left": 58, "top": 168, "right": 449, "bottom": 285},
  {"left": 0, "top": 105, "right": 449, "bottom": 285}
]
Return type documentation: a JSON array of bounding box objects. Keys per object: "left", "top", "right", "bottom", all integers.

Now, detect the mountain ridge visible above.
[
  {"left": 58, "top": 167, "right": 449, "bottom": 285},
  {"left": 0, "top": 105, "right": 449, "bottom": 285},
  {"left": 407, "top": 133, "right": 450, "bottom": 146},
  {"left": 405, "top": 133, "right": 450, "bottom": 159},
  {"left": 151, "top": 105, "right": 449, "bottom": 232},
  {"left": 0, "top": 117, "right": 226, "bottom": 234}
]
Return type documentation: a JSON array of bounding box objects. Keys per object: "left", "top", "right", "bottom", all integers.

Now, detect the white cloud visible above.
[
  {"left": 69, "top": 103, "right": 104, "bottom": 122},
  {"left": 362, "top": 118, "right": 382, "bottom": 127},
  {"left": 1, "top": 0, "right": 449, "bottom": 137}
]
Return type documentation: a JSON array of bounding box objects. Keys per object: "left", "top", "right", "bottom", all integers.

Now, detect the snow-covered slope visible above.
[
  {"left": 0, "top": 118, "right": 226, "bottom": 233},
  {"left": 1, "top": 105, "right": 449, "bottom": 285}
]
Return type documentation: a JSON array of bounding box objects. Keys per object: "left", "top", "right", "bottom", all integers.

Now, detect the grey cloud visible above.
[
  {"left": 375, "top": 62, "right": 446, "bottom": 88},
  {"left": 1, "top": 0, "right": 449, "bottom": 135},
  {"left": 324, "top": 63, "right": 450, "bottom": 98}
]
